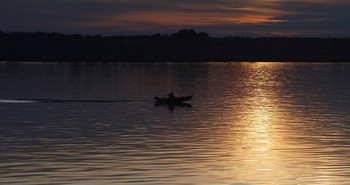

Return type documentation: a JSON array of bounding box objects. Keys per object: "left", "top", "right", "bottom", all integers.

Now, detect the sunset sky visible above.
[{"left": 1, "top": 0, "right": 350, "bottom": 37}]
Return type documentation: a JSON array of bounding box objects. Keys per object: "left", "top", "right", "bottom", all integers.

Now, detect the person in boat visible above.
[{"left": 168, "top": 91, "right": 176, "bottom": 100}]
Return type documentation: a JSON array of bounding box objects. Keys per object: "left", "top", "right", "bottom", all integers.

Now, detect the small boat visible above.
[{"left": 154, "top": 96, "right": 192, "bottom": 105}]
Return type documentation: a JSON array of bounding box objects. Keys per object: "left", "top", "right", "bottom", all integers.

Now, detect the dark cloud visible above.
[
  {"left": 1, "top": 0, "right": 350, "bottom": 36},
  {"left": 0, "top": 0, "right": 154, "bottom": 32},
  {"left": 270, "top": 2, "right": 350, "bottom": 36},
  {"left": 192, "top": 1, "right": 350, "bottom": 36}
]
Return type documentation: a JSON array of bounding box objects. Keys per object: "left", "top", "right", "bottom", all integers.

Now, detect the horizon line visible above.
[{"left": 2, "top": 29, "right": 350, "bottom": 39}]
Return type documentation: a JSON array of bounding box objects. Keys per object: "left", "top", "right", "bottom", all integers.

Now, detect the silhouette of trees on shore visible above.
[{"left": 1, "top": 29, "right": 350, "bottom": 62}]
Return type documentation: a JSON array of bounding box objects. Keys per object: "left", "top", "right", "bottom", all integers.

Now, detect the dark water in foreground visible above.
[{"left": 1, "top": 62, "right": 350, "bottom": 184}]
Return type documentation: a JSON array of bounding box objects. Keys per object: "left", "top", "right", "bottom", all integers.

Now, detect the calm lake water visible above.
[{"left": 1, "top": 62, "right": 350, "bottom": 185}]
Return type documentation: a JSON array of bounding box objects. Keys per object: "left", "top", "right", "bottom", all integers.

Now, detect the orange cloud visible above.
[
  {"left": 261, "top": 0, "right": 350, "bottom": 3},
  {"left": 71, "top": 0, "right": 346, "bottom": 36},
  {"left": 75, "top": 8, "right": 288, "bottom": 31}
]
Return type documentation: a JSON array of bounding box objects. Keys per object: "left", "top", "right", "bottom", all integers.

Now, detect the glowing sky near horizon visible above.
[{"left": 1, "top": 0, "right": 350, "bottom": 36}]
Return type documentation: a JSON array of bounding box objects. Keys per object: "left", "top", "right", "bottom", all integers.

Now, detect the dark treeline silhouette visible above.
[{"left": 1, "top": 29, "right": 350, "bottom": 62}]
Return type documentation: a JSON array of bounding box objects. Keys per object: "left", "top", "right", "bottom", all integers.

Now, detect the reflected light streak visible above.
[
  {"left": 227, "top": 63, "right": 291, "bottom": 183},
  {"left": 207, "top": 63, "right": 304, "bottom": 183},
  {"left": 208, "top": 62, "right": 350, "bottom": 184}
]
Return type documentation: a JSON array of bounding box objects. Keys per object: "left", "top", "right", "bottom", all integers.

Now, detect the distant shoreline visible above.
[{"left": 1, "top": 29, "right": 350, "bottom": 62}]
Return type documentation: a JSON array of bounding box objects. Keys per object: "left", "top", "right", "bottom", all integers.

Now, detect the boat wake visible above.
[{"left": 0, "top": 99, "right": 149, "bottom": 104}]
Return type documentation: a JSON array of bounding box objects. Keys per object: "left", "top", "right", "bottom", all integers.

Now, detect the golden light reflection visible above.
[
  {"left": 208, "top": 63, "right": 345, "bottom": 184},
  {"left": 215, "top": 63, "right": 292, "bottom": 183}
]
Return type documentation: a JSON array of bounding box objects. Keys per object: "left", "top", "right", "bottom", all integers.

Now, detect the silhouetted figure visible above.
[{"left": 168, "top": 91, "right": 176, "bottom": 100}]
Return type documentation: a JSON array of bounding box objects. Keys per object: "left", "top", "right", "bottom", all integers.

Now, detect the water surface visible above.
[{"left": 1, "top": 62, "right": 350, "bottom": 184}]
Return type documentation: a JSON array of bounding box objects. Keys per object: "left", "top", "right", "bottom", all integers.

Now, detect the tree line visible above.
[{"left": 1, "top": 29, "right": 350, "bottom": 62}]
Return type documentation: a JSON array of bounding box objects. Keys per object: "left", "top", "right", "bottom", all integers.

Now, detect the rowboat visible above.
[{"left": 154, "top": 96, "right": 192, "bottom": 105}]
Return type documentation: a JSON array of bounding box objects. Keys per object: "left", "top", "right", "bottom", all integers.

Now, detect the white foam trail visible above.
[{"left": 0, "top": 99, "right": 39, "bottom": 103}]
